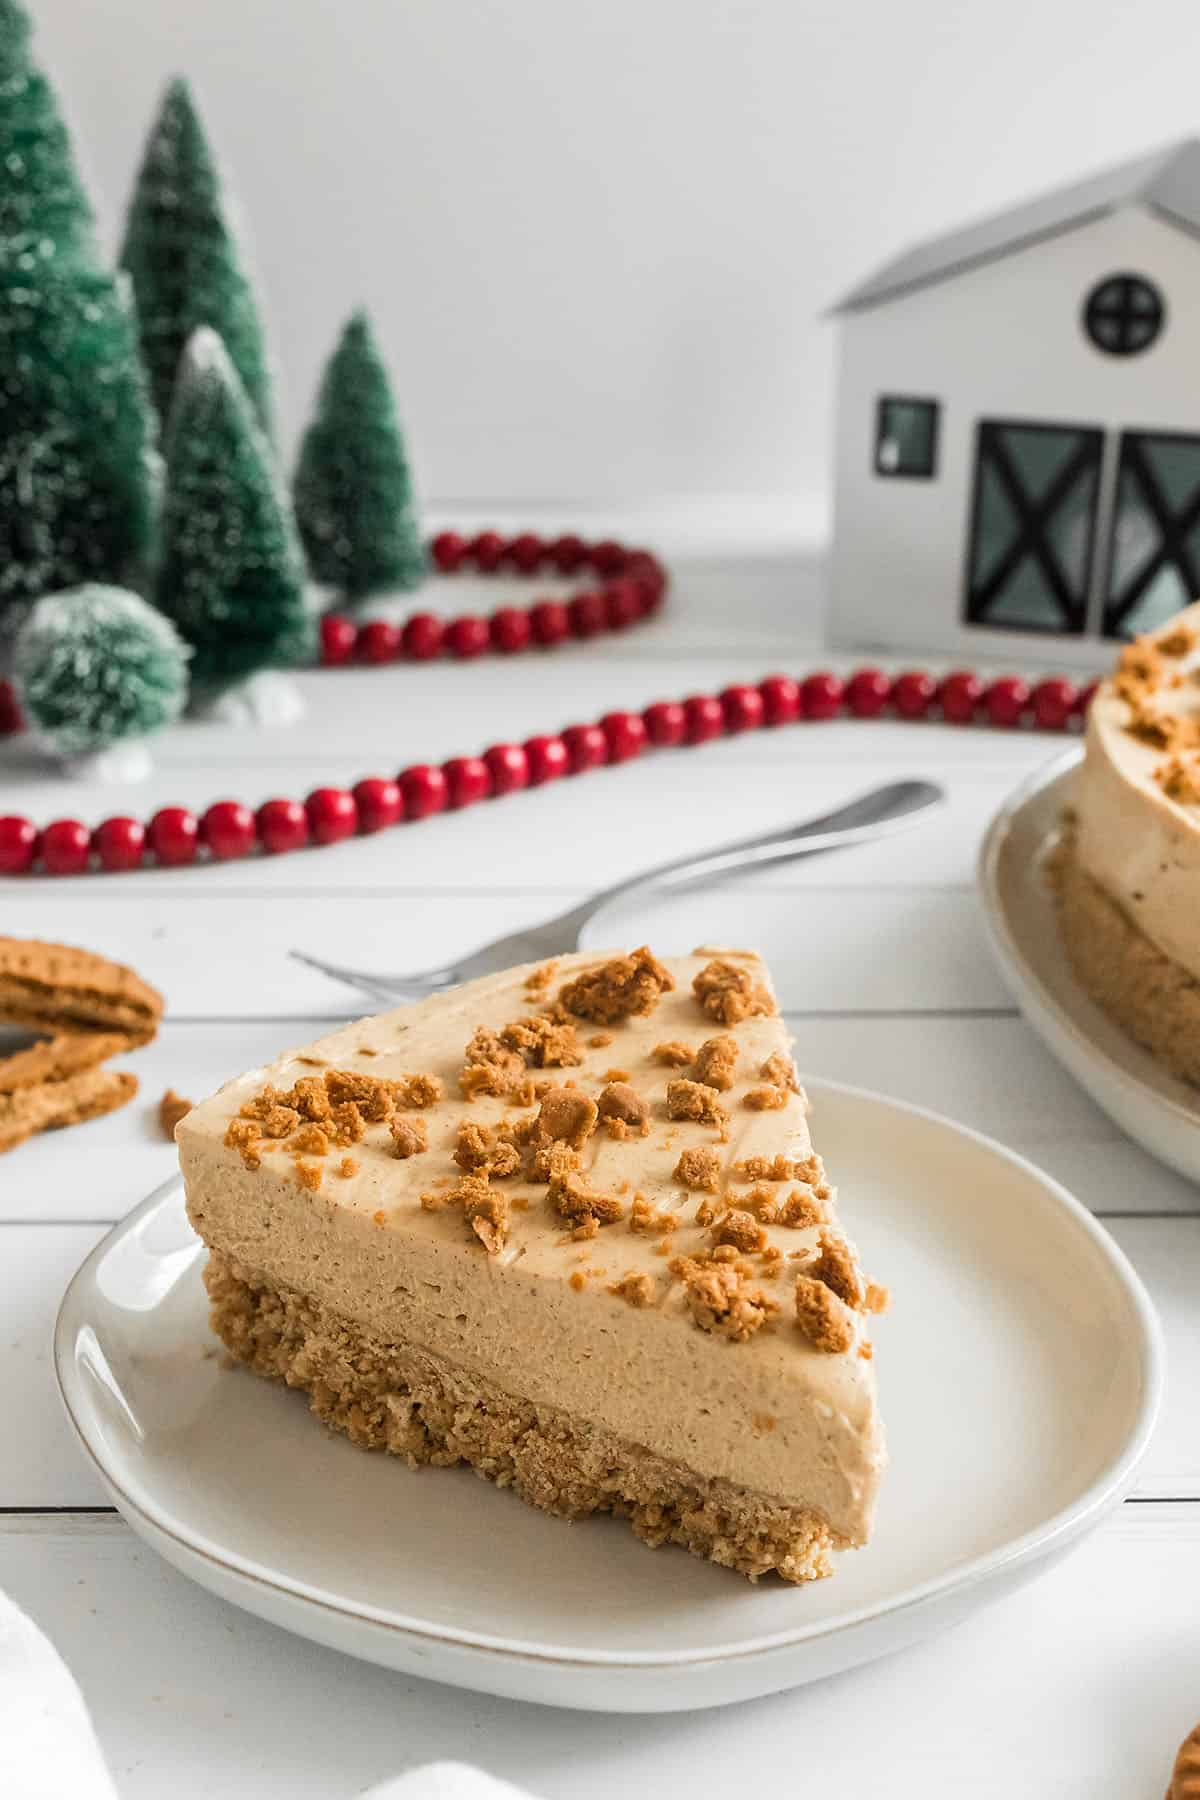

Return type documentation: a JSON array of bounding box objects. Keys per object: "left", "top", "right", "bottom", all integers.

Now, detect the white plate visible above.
[
  {"left": 54, "top": 1082, "right": 1162, "bottom": 1713},
  {"left": 979, "top": 748, "right": 1200, "bottom": 1185}
]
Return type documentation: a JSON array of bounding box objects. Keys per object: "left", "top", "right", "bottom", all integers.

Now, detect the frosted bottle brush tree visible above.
[
  {"left": 120, "top": 77, "right": 273, "bottom": 434},
  {"left": 155, "top": 328, "right": 310, "bottom": 713},
  {"left": 0, "top": 0, "right": 95, "bottom": 268},
  {"left": 293, "top": 310, "right": 426, "bottom": 605}
]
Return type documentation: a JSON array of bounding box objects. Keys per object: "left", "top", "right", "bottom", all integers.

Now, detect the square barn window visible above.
[{"left": 874, "top": 397, "right": 939, "bottom": 478}]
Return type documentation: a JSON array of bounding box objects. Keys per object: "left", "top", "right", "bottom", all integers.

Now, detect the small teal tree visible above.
[
  {"left": 155, "top": 328, "right": 309, "bottom": 698},
  {"left": 0, "top": 266, "right": 159, "bottom": 622},
  {"left": 293, "top": 310, "right": 425, "bottom": 603},
  {"left": 0, "top": 0, "right": 96, "bottom": 268},
  {"left": 120, "top": 78, "right": 272, "bottom": 433},
  {"left": 14, "top": 584, "right": 189, "bottom": 756}
]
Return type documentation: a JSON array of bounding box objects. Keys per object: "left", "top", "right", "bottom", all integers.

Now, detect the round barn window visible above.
[{"left": 1084, "top": 274, "right": 1165, "bottom": 357}]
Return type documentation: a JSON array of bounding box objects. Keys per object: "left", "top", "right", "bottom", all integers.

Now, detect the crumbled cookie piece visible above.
[
  {"left": 294, "top": 1160, "right": 323, "bottom": 1193},
  {"left": 673, "top": 1146, "right": 721, "bottom": 1191},
  {"left": 711, "top": 1208, "right": 768, "bottom": 1253},
  {"left": 288, "top": 1076, "right": 333, "bottom": 1122},
  {"left": 454, "top": 1119, "right": 521, "bottom": 1178},
  {"left": 524, "top": 961, "right": 557, "bottom": 995},
  {"left": 596, "top": 1081, "right": 650, "bottom": 1138},
  {"left": 629, "top": 1193, "right": 677, "bottom": 1234},
  {"left": 224, "top": 1117, "right": 262, "bottom": 1170},
  {"left": 559, "top": 947, "right": 674, "bottom": 1023},
  {"left": 548, "top": 1165, "right": 623, "bottom": 1226},
  {"left": 588, "top": 1031, "right": 614, "bottom": 1048},
  {"left": 288, "top": 1122, "right": 330, "bottom": 1157},
  {"left": 328, "top": 1101, "right": 366, "bottom": 1148},
  {"left": 759, "top": 1050, "right": 799, "bottom": 1092},
  {"left": 460, "top": 1027, "right": 529, "bottom": 1099},
  {"left": 652, "top": 1040, "right": 696, "bottom": 1067},
  {"left": 463, "top": 1182, "right": 511, "bottom": 1255},
  {"left": 1114, "top": 637, "right": 1164, "bottom": 705},
  {"left": 1156, "top": 753, "right": 1200, "bottom": 804},
  {"left": 338, "top": 1156, "right": 359, "bottom": 1178},
  {"left": 389, "top": 1115, "right": 428, "bottom": 1159},
  {"left": 500, "top": 1013, "right": 582, "bottom": 1068},
  {"left": 776, "top": 1187, "right": 829, "bottom": 1229},
  {"left": 692, "top": 1035, "right": 738, "bottom": 1091},
  {"left": 608, "top": 1271, "right": 655, "bottom": 1308},
  {"left": 158, "top": 1088, "right": 192, "bottom": 1139},
  {"left": 325, "top": 1069, "right": 396, "bottom": 1121},
  {"left": 808, "top": 1229, "right": 865, "bottom": 1309},
  {"left": 692, "top": 958, "right": 775, "bottom": 1025},
  {"left": 672, "top": 1254, "right": 778, "bottom": 1341},
  {"left": 794, "top": 1274, "right": 855, "bottom": 1352},
  {"left": 394, "top": 1072, "right": 442, "bottom": 1109},
  {"left": 745, "top": 1084, "right": 788, "bottom": 1111},
  {"left": 530, "top": 1137, "right": 583, "bottom": 1183},
  {"left": 665, "top": 1078, "right": 729, "bottom": 1134},
  {"left": 535, "top": 1086, "right": 598, "bottom": 1149},
  {"left": 733, "top": 1153, "right": 815, "bottom": 1183},
  {"left": 865, "top": 1281, "right": 890, "bottom": 1314},
  {"left": 1161, "top": 624, "right": 1197, "bottom": 658}
]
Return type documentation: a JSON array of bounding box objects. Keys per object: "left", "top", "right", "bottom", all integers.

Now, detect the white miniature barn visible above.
[{"left": 830, "top": 140, "right": 1200, "bottom": 671}]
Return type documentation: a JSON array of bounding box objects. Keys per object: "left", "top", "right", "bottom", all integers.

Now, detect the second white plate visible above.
[
  {"left": 55, "top": 1078, "right": 1162, "bottom": 1712},
  {"left": 979, "top": 747, "right": 1200, "bottom": 1185}
]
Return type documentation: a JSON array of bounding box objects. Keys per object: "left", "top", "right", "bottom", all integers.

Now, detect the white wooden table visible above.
[{"left": 4, "top": 543, "right": 1197, "bottom": 1799}]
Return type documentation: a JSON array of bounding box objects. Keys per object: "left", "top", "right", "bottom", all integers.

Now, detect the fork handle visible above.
[{"left": 558, "top": 778, "right": 944, "bottom": 937}]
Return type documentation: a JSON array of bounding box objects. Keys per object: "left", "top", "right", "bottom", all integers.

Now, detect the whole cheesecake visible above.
[
  {"left": 177, "top": 946, "right": 888, "bottom": 1583},
  {"left": 1058, "top": 602, "right": 1200, "bottom": 1082}
]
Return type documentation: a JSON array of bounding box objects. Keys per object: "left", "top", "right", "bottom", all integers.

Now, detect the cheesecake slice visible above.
[
  {"left": 1057, "top": 603, "right": 1200, "bottom": 1083},
  {"left": 178, "top": 947, "right": 888, "bottom": 1583}
]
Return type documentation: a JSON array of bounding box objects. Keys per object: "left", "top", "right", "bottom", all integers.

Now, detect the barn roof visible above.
[{"left": 835, "top": 138, "right": 1200, "bottom": 313}]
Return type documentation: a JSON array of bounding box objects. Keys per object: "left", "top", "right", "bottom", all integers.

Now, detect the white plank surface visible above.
[
  {"left": 1, "top": 545, "right": 1195, "bottom": 1797},
  {"left": 3, "top": 1509, "right": 1197, "bottom": 1799}
]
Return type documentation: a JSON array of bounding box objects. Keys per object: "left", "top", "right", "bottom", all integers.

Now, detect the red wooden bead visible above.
[
  {"left": 1074, "top": 679, "right": 1099, "bottom": 718},
  {"left": 938, "top": 669, "right": 983, "bottom": 724},
  {"left": 1031, "top": 676, "right": 1077, "bottom": 731},
  {"left": 490, "top": 607, "right": 533, "bottom": 654},
  {"left": 589, "top": 538, "right": 626, "bottom": 576},
  {"left": 604, "top": 579, "right": 642, "bottom": 630},
  {"left": 401, "top": 612, "right": 445, "bottom": 660},
  {"left": 561, "top": 723, "right": 609, "bottom": 773},
  {"left": 600, "top": 709, "right": 648, "bottom": 763},
  {"left": 892, "top": 669, "right": 937, "bottom": 720},
  {"left": 148, "top": 806, "right": 199, "bottom": 867},
  {"left": 470, "top": 530, "right": 506, "bottom": 572},
  {"left": 550, "top": 533, "right": 587, "bottom": 573},
  {"left": 507, "top": 532, "right": 544, "bottom": 573},
  {"left": 802, "top": 672, "right": 844, "bottom": 719},
  {"left": 40, "top": 818, "right": 91, "bottom": 875},
  {"left": 353, "top": 777, "right": 404, "bottom": 834},
  {"left": 256, "top": 798, "right": 309, "bottom": 856},
  {"left": 306, "top": 787, "right": 357, "bottom": 845},
  {"left": 355, "top": 619, "right": 399, "bottom": 664},
  {"left": 759, "top": 674, "right": 802, "bottom": 725},
  {"left": 720, "top": 683, "right": 766, "bottom": 733},
  {"left": 530, "top": 600, "right": 570, "bottom": 646},
  {"left": 524, "top": 734, "right": 570, "bottom": 784},
  {"left": 399, "top": 763, "right": 448, "bottom": 819},
  {"left": 319, "top": 614, "right": 358, "bottom": 666},
  {"left": 0, "top": 815, "right": 37, "bottom": 874},
  {"left": 94, "top": 816, "right": 145, "bottom": 872},
  {"left": 643, "top": 700, "right": 687, "bottom": 747},
  {"left": 625, "top": 552, "right": 667, "bottom": 610},
  {"left": 448, "top": 615, "right": 490, "bottom": 659},
  {"left": 568, "top": 591, "right": 607, "bottom": 638},
  {"left": 431, "top": 530, "right": 468, "bottom": 572},
  {"left": 845, "top": 667, "right": 890, "bottom": 719},
  {"left": 483, "top": 743, "right": 530, "bottom": 795},
  {"left": 0, "top": 678, "right": 25, "bottom": 733},
  {"left": 683, "top": 693, "right": 725, "bottom": 744},
  {"left": 443, "top": 755, "right": 493, "bottom": 809},
  {"left": 202, "top": 801, "right": 256, "bottom": 861},
  {"left": 984, "top": 676, "right": 1030, "bottom": 729}
]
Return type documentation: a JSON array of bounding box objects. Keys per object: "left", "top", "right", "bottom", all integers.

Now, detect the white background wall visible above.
[{"left": 34, "top": 0, "right": 1200, "bottom": 539}]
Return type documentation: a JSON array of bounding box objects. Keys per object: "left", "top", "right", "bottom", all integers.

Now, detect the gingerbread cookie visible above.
[
  {"left": 1168, "top": 1722, "right": 1200, "bottom": 1799},
  {"left": 0, "top": 1065, "right": 138, "bottom": 1154},
  {"left": 0, "top": 937, "right": 163, "bottom": 1045},
  {"left": 0, "top": 1030, "right": 133, "bottom": 1094}
]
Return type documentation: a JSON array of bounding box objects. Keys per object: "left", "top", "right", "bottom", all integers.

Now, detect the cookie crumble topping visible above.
[{"left": 559, "top": 947, "right": 674, "bottom": 1023}]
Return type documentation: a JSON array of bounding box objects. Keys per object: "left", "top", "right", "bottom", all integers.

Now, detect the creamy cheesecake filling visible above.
[{"left": 178, "top": 949, "right": 887, "bottom": 1561}]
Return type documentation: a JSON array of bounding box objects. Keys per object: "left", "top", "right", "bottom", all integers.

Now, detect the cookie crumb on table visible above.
[{"left": 158, "top": 1087, "right": 193, "bottom": 1139}]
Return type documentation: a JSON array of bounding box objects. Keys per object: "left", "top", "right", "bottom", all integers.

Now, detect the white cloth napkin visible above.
[{"left": 0, "top": 1586, "right": 539, "bottom": 1800}]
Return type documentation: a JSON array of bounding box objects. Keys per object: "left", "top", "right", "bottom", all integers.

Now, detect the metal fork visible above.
[{"left": 289, "top": 778, "right": 944, "bottom": 1004}]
